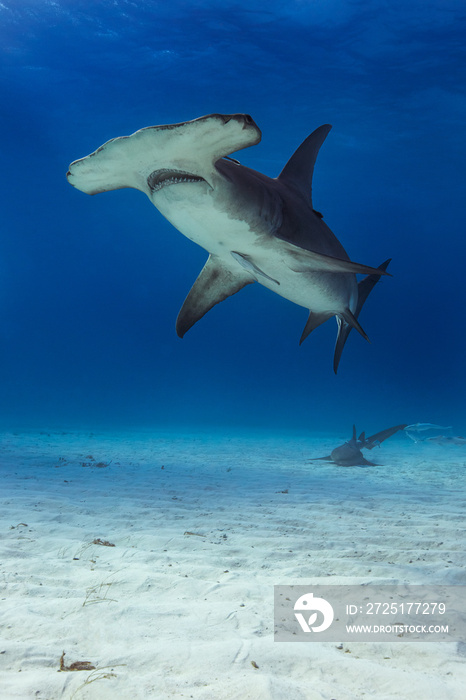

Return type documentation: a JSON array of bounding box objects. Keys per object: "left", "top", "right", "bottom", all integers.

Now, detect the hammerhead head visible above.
[
  {"left": 67, "top": 113, "right": 391, "bottom": 371},
  {"left": 311, "top": 424, "right": 407, "bottom": 466}
]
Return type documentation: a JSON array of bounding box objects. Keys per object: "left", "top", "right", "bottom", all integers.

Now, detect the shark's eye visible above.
[{"left": 244, "top": 114, "right": 254, "bottom": 125}]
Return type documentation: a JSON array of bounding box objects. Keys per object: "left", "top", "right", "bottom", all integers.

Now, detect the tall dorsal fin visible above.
[{"left": 277, "top": 124, "right": 332, "bottom": 205}]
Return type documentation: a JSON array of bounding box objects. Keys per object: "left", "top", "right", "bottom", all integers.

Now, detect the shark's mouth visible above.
[{"left": 147, "top": 169, "right": 207, "bottom": 193}]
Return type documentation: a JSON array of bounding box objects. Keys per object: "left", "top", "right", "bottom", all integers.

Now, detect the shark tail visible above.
[
  {"left": 364, "top": 423, "right": 408, "bottom": 449},
  {"left": 333, "top": 258, "right": 391, "bottom": 373}
]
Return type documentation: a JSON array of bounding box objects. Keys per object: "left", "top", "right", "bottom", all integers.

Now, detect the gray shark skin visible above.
[
  {"left": 67, "top": 113, "right": 391, "bottom": 372},
  {"left": 311, "top": 424, "right": 407, "bottom": 466}
]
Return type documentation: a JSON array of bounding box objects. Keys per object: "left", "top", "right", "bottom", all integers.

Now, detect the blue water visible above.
[{"left": 1, "top": 0, "right": 465, "bottom": 434}]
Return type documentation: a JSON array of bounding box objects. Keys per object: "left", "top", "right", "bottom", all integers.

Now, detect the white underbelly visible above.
[
  {"left": 151, "top": 186, "right": 356, "bottom": 314},
  {"left": 152, "top": 188, "right": 253, "bottom": 255},
  {"left": 248, "top": 257, "right": 355, "bottom": 313}
]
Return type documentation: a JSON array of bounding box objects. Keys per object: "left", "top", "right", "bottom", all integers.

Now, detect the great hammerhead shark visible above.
[
  {"left": 311, "top": 424, "right": 407, "bottom": 466},
  {"left": 67, "top": 113, "right": 391, "bottom": 372}
]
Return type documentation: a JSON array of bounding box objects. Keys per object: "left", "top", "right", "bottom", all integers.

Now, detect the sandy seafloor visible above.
[{"left": 0, "top": 429, "right": 465, "bottom": 700}]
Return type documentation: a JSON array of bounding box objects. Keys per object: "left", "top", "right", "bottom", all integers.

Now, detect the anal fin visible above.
[
  {"left": 299, "top": 310, "right": 333, "bottom": 345},
  {"left": 176, "top": 255, "right": 254, "bottom": 337}
]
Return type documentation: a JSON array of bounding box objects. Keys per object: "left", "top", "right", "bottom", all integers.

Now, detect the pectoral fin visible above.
[{"left": 176, "top": 255, "right": 254, "bottom": 337}]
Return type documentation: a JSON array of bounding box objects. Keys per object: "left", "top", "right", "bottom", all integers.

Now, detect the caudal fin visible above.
[
  {"left": 333, "top": 258, "right": 391, "bottom": 374},
  {"left": 364, "top": 423, "right": 408, "bottom": 449}
]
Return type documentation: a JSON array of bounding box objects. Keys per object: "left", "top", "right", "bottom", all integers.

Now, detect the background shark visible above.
[
  {"left": 311, "top": 424, "right": 408, "bottom": 466},
  {"left": 67, "top": 113, "right": 390, "bottom": 372}
]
